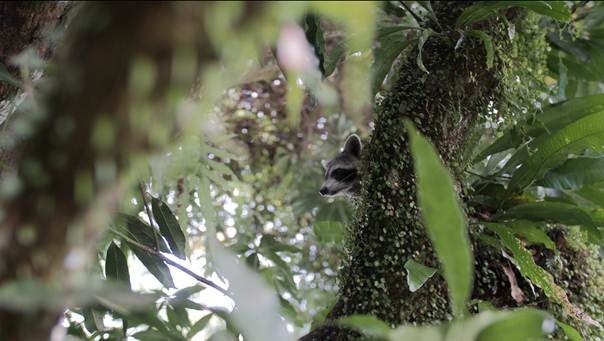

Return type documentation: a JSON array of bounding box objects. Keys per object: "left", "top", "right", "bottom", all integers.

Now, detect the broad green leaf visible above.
[
  {"left": 416, "top": 29, "right": 432, "bottom": 74},
  {"left": 476, "top": 309, "right": 552, "bottom": 341},
  {"left": 152, "top": 197, "right": 187, "bottom": 259},
  {"left": 456, "top": 1, "right": 570, "bottom": 28},
  {"left": 406, "top": 121, "right": 473, "bottom": 317},
  {"left": 576, "top": 186, "right": 604, "bottom": 207},
  {"left": 130, "top": 247, "right": 175, "bottom": 288},
  {"left": 507, "top": 111, "right": 604, "bottom": 194},
  {"left": 538, "top": 157, "right": 604, "bottom": 190},
  {"left": 496, "top": 201, "right": 601, "bottom": 242},
  {"left": 0, "top": 279, "right": 156, "bottom": 312},
  {"left": 389, "top": 325, "right": 442, "bottom": 341},
  {"left": 504, "top": 220, "right": 556, "bottom": 250},
  {"left": 105, "top": 242, "right": 131, "bottom": 289},
  {"left": 188, "top": 314, "right": 213, "bottom": 339},
  {"left": 313, "top": 220, "right": 346, "bottom": 244},
  {"left": 323, "top": 39, "right": 346, "bottom": 78},
  {"left": 176, "top": 299, "right": 206, "bottom": 311},
  {"left": 486, "top": 223, "right": 601, "bottom": 328},
  {"left": 259, "top": 235, "right": 301, "bottom": 253},
  {"left": 304, "top": 14, "right": 327, "bottom": 76},
  {"left": 474, "top": 94, "right": 604, "bottom": 162},
  {"left": 417, "top": 1, "right": 439, "bottom": 27},
  {"left": 167, "top": 304, "right": 190, "bottom": 328},
  {"left": 404, "top": 259, "right": 437, "bottom": 292},
  {"left": 373, "top": 26, "right": 414, "bottom": 93},
  {"left": 173, "top": 284, "right": 205, "bottom": 300},
  {"left": 467, "top": 30, "right": 494, "bottom": 69},
  {"left": 116, "top": 214, "right": 170, "bottom": 252},
  {"left": 208, "top": 237, "right": 289, "bottom": 341},
  {"left": 83, "top": 307, "right": 106, "bottom": 334},
  {"left": 126, "top": 311, "right": 183, "bottom": 341},
  {"left": 131, "top": 329, "right": 172, "bottom": 341},
  {"left": 338, "top": 315, "right": 391, "bottom": 338},
  {"left": 557, "top": 321, "right": 584, "bottom": 341},
  {"left": 446, "top": 309, "right": 549, "bottom": 341}
]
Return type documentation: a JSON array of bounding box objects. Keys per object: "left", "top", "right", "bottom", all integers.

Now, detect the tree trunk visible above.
[
  {"left": 0, "top": 2, "right": 69, "bottom": 183},
  {"left": 0, "top": 2, "right": 67, "bottom": 101},
  {"left": 301, "top": 2, "right": 551, "bottom": 339},
  {"left": 0, "top": 3, "right": 207, "bottom": 339}
]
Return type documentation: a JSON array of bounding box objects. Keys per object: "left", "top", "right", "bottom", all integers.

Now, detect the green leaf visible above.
[
  {"left": 116, "top": 214, "right": 170, "bottom": 252},
  {"left": 474, "top": 94, "right": 604, "bottom": 162},
  {"left": 188, "top": 314, "right": 213, "bottom": 339},
  {"left": 416, "top": 29, "right": 433, "bottom": 74},
  {"left": 83, "top": 307, "right": 107, "bottom": 334},
  {"left": 304, "top": 14, "right": 327, "bottom": 76},
  {"left": 173, "top": 284, "right": 205, "bottom": 300},
  {"left": 406, "top": 121, "right": 473, "bottom": 318},
  {"left": 389, "top": 325, "right": 443, "bottom": 341},
  {"left": 338, "top": 314, "right": 391, "bottom": 338},
  {"left": 496, "top": 201, "right": 601, "bottom": 242},
  {"left": 507, "top": 111, "right": 604, "bottom": 194},
  {"left": 476, "top": 309, "right": 553, "bottom": 341},
  {"left": 132, "top": 329, "right": 172, "bottom": 341},
  {"left": 105, "top": 242, "right": 131, "bottom": 289},
  {"left": 504, "top": 220, "right": 556, "bottom": 250},
  {"left": 467, "top": 30, "right": 494, "bottom": 69},
  {"left": 538, "top": 157, "right": 604, "bottom": 190},
  {"left": 485, "top": 223, "right": 601, "bottom": 328},
  {"left": 259, "top": 235, "right": 301, "bottom": 253},
  {"left": 208, "top": 238, "right": 289, "bottom": 340},
  {"left": 576, "top": 186, "right": 604, "bottom": 207},
  {"left": 557, "top": 321, "right": 584, "bottom": 341},
  {"left": 456, "top": 1, "right": 570, "bottom": 28},
  {"left": 167, "top": 304, "right": 190, "bottom": 328},
  {"left": 313, "top": 220, "right": 346, "bottom": 244},
  {"left": 152, "top": 197, "right": 187, "bottom": 259},
  {"left": 373, "top": 26, "right": 414, "bottom": 93},
  {"left": 404, "top": 259, "right": 437, "bottom": 292},
  {"left": 130, "top": 247, "right": 175, "bottom": 288},
  {"left": 446, "top": 309, "right": 550, "bottom": 341}
]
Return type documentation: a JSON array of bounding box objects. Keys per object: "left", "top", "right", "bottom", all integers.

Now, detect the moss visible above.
[{"left": 328, "top": 1, "right": 499, "bottom": 326}]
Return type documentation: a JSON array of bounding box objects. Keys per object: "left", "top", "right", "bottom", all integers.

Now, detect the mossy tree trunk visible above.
[{"left": 301, "top": 2, "right": 548, "bottom": 339}]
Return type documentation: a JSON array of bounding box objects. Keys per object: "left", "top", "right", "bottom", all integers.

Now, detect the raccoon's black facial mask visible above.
[
  {"left": 319, "top": 134, "right": 362, "bottom": 198},
  {"left": 329, "top": 168, "right": 357, "bottom": 182}
]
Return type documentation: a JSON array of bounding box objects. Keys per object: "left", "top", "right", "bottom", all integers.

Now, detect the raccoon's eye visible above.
[{"left": 332, "top": 168, "right": 357, "bottom": 182}]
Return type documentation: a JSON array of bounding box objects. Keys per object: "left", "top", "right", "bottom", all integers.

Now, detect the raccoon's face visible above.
[{"left": 319, "top": 134, "right": 362, "bottom": 197}]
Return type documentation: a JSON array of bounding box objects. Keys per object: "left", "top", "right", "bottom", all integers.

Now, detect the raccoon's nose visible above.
[{"left": 319, "top": 187, "right": 328, "bottom": 196}]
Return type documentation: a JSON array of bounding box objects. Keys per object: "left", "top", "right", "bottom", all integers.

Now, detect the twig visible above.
[
  {"left": 112, "top": 227, "right": 232, "bottom": 299},
  {"left": 160, "top": 254, "right": 232, "bottom": 298},
  {"left": 139, "top": 182, "right": 160, "bottom": 251}
]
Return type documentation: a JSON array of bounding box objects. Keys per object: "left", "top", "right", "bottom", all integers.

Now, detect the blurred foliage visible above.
[{"left": 0, "top": 1, "right": 603, "bottom": 340}]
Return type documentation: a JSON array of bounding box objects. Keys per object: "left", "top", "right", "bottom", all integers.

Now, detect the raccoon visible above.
[{"left": 319, "top": 134, "right": 362, "bottom": 197}]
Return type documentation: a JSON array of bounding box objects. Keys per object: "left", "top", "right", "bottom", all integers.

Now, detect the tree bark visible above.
[
  {"left": 0, "top": 2, "right": 67, "bottom": 101},
  {"left": 301, "top": 2, "right": 544, "bottom": 339}
]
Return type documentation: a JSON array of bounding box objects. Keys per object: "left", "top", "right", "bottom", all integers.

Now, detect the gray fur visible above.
[{"left": 319, "top": 134, "right": 361, "bottom": 198}]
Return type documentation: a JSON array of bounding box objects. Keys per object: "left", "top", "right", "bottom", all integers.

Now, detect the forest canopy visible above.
[{"left": 0, "top": 1, "right": 603, "bottom": 341}]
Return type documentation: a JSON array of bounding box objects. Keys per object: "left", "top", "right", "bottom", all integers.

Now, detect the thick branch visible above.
[{"left": 302, "top": 2, "right": 505, "bottom": 339}]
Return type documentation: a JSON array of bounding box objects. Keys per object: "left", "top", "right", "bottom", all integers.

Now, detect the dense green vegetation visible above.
[{"left": 0, "top": 2, "right": 602, "bottom": 340}]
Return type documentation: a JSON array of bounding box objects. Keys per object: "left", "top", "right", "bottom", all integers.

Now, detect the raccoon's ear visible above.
[
  {"left": 343, "top": 134, "right": 362, "bottom": 158},
  {"left": 321, "top": 159, "right": 329, "bottom": 170}
]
